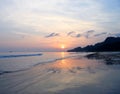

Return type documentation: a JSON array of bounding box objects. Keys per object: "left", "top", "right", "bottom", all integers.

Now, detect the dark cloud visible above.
[
  {"left": 86, "top": 30, "right": 95, "bottom": 34},
  {"left": 67, "top": 31, "right": 81, "bottom": 38},
  {"left": 45, "top": 33, "right": 59, "bottom": 38},
  {"left": 85, "top": 30, "right": 95, "bottom": 38},
  {"left": 75, "top": 34, "right": 81, "bottom": 38},
  {"left": 114, "top": 33, "right": 120, "bottom": 37},
  {"left": 67, "top": 31, "right": 75, "bottom": 36},
  {"left": 106, "top": 33, "right": 120, "bottom": 37},
  {"left": 94, "top": 32, "right": 107, "bottom": 37}
]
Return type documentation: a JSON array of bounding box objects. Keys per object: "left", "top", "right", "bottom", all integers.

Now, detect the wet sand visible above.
[{"left": 0, "top": 54, "right": 120, "bottom": 94}]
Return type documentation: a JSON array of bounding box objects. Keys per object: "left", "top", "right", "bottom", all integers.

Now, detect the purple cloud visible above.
[
  {"left": 94, "top": 32, "right": 107, "bottom": 37},
  {"left": 45, "top": 33, "right": 59, "bottom": 38}
]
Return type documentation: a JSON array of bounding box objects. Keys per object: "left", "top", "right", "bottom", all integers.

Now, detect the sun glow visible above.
[{"left": 61, "top": 45, "right": 65, "bottom": 49}]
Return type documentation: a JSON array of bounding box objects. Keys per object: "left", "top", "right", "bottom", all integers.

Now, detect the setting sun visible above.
[{"left": 61, "top": 45, "right": 65, "bottom": 49}]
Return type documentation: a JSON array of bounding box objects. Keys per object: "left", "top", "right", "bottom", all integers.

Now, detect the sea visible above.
[
  {"left": 0, "top": 52, "right": 120, "bottom": 94},
  {"left": 0, "top": 52, "right": 89, "bottom": 75}
]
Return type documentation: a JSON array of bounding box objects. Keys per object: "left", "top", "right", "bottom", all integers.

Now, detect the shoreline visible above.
[
  {"left": 1, "top": 52, "right": 120, "bottom": 76},
  {"left": 0, "top": 52, "right": 120, "bottom": 94},
  {"left": 85, "top": 52, "right": 120, "bottom": 65}
]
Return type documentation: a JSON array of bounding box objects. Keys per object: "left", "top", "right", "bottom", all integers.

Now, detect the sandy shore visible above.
[
  {"left": 0, "top": 53, "right": 120, "bottom": 94},
  {"left": 86, "top": 52, "right": 120, "bottom": 65}
]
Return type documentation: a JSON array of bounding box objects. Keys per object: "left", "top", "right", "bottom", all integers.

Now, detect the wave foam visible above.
[{"left": 0, "top": 53, "right": 42, "bottom": 58}]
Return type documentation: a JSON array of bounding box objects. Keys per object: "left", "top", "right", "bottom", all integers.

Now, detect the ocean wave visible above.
[
  {"left": 0, "top": 54, "right": 82, "bottom": 76},
  {"left": 0, "top": 53, "right": 42, "bottom": 58},
  {"left": 0, "top": 68, "right": 30, "bottom": 75},
  {"left": 32, "top": 55, "right": 80, "bottom": 67}
]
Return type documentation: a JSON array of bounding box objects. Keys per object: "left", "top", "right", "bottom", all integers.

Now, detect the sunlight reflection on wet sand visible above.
[{"left": 0, "top": 53, "right": 120, "bottom": 94}]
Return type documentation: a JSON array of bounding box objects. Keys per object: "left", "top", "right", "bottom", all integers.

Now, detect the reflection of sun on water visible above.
[
  {"left": 52, "top": 52, "right": 96, "bottom": 70},
  {"left": 58, "top": 59, "right": 71, "bottom": 69},
  {"left": 61, "top": 52, "right": 65, "bottom": 58},
  {"left": 52, "top": 52, "right": 95, "bottom": 70},
  {"left": 60, "top": 52, "right": 68, "bottom": 68},
  {"left": 53, "top": 52, "right": 72, "bottom": 69}
]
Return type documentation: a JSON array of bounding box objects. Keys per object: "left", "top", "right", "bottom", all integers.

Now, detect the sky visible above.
[{"left": 0, "top": 0, "right": 120, "bottom": 52}]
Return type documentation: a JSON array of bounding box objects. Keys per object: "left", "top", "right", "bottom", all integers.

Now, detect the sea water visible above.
[
  {"left": 0, "top": 52, "right": 89, "bottom": 75},
  {"left": 0, "top": 52, "right": 120, "bottom": 94}
]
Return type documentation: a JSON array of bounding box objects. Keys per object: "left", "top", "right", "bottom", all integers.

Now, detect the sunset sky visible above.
[{"left": 0, "top": 0, "right": 120, "bottom": 52}]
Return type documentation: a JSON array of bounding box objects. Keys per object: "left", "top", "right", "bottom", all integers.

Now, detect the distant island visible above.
[{"left": 68, "top": 37, "right": 120, "bottom": 52}]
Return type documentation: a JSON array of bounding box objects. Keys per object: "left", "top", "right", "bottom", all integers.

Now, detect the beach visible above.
[
  {"left": 0, "top": 52, "right": 120, "bottom": 94},
  {"left": 1, "top": 0, "right": 120, "bottom": 93}
]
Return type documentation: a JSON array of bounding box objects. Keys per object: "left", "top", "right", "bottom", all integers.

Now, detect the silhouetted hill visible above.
[{"left": 68, "top": 37, "right": 120, "bottom": 52}]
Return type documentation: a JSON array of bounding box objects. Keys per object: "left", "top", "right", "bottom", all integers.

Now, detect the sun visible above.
[{"left": 61, "top": 45, "right": 65, "bottom": 49}]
